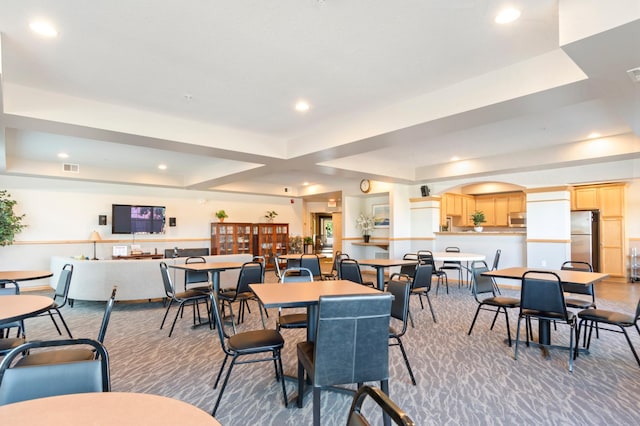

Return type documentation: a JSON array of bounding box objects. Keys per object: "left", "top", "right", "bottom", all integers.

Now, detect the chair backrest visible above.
[
  {"left": 184, "top": 256, "right": 209, "bottom": 288},
  {"left": 338, "top": 259, "right": 364, "bottom": 284},
  {"left": 492, "top": 249, "right": 502, "bottom": 270},
  {"left": 347, "top": 385, "right": 415, "bottom": 426},
  {"left": 252, "top": 255, "right": 266, "bottom": 282},
  {"left": 520, "top": 271, "right": 569, "bottom": 321},
  {"left": 0, "top": 338, "right": 110, "bottom": 405},
  {"left": 313, "top": 293, "right": 392, "bottom": 387},
  {"left": 54, "top": 264, "right": 73, "bottom": 306},
  {"left": 282, "top": 267, "right": 314, "bottom": 283},
  {"left": 97, "top": 287, "right": 118, "bottom": 344},
  {"left": 0, "top": 280, "right": 19, "bottom": 296},
  {"left": 159, "top": 262, "right": 176, "bottom": 298},
  {"left": 560, "top": 261, "right": 595, "bottom": 296},
  {"left": 411, "top": 263, "right": 433, "bottom": 291},
  {"left": 300, "top": 254, "right": 322, "bottom": 277},
  {"left": 387, "top": 279, "right": 410, "bottom": 336},
  {"left": 273, "top": 255, "right": 284, "bottom": 282},
  {"left": 416, "top": 250, "right": 437, "bottom": 272},
  {"left": 209, "top": 293, "right": 232, "bottom": 355},
  {"left": 443, "top": 247, "right": 461, "bottom": 266},
  {"left": 399, "top": 253, "right": 418, "bottom": 278},
  {"left": 330, "top": 251, "right": 350, "bottom": 275},
  {"left": 236, "top": 261, "right": 264, "bottom": 294},
  {"left": 471, "top": 261, "right": 496, "bottom": 299}
]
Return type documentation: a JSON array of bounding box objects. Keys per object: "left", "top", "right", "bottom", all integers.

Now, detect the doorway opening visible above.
[{"left": 315, "top": 214, "right": 334, "bottom": 257}]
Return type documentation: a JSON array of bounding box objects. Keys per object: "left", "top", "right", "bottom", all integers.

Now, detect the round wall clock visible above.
[{"left": 360, "top": 179, "right": 371, "bottom": 193}]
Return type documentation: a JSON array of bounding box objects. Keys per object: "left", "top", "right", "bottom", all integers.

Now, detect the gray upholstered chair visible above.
[
  {"left": 417, "top": 250, "right": 448, "bottom": 295},
  {"left": 159, "top": 262, "right": 211, "bottom": 337},
  {"left": 296, "top": 293, "right": 393, "bottom": 426},
  {"left": 338, "top": 259, "right": 374, "bottom": 287},
  {"left": 38, "top": 263, "right": 74, "bottom": 338},
  {"left": 0, "top": 338, "right": 110, "bottom": 405},
  {"left": 439, "top": 247, "right": 463, "bottom": 287},
  {"left": 322, "top": 251, "right": 349, "bottom": 280},
  {"left": 560, "top": 261, "right": 597, "bottom": 310},
  {"left": 183, "top": 256, "right": 211, "bottom": 293},
  {"left": 347, "top": 385, "right": 415, "bottom": 426},
  {"left": 387, "top": 277, "right": 416, "bottom": 385},
  {"left": 15, "top": 287, "right": 117, "bottom": 366},
  {"left": 276, "top": 267, "right": 313, "bottom": 331},
  {"left": 218, "top": 261, "right": 266, "bottom": 333},
  {"left": 300, "top": 254, "right": 323, "bottom": 280},
  {"left": 209, "top": 293, "right": 287, "bottom": 416},
  {"left": 467, "top": 261, "right": 519, "bottom": 346},
  {"left": 409, "top": 262, "right": 437, "bottom": 323}
]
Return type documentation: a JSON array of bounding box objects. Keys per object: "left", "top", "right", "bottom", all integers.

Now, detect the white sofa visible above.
[{"left": 50, "top": 254, "right": 253, "bottom": 301}]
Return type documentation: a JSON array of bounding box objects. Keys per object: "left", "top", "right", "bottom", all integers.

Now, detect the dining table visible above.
[
  {"left": 431, "top": 251, "right": 486, "bottom": 285},
  {"left": 482, "top": 267, "right": 609, "bottom": 347},
  {"left": 0, "top": 392, "right": 221, "bottom": 425},
  {"left": 169, "top": 261, "right": 244, "bottom": 293},
  {"left": 0, "top": 270, "right": 53, "bottom": 285},
  {"left": 0, "top": 294, "right": 55, "bottom": 326},
  {"left": 356, "top": 259, "right": 418, "bottom": 290}
]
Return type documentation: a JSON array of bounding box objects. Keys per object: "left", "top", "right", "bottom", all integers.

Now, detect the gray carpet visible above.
[{"left": 15, "top": 281, "right": 640, "bottom": 426}]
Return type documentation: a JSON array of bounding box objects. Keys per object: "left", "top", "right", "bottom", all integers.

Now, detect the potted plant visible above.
[
  {"left": 215, "top": 210, "right": 228, "bottom": 222},
  {"left": 470, "top": 210, "right": 486, "bottom": 232},
  {"left": 0, "top": 190, "right": 26, "bottom": 246},
  {"left": 356, "top": 213, "right": 374, "bottom": 243},
  {"left": 289, "top": 235, "right": 303, "bottom": 254},
  {"left": 265, "top": 210, "right": 278, "bottom": 222},
  {"left": 303, "top": 236, "right": 314, "bottom": 254}
]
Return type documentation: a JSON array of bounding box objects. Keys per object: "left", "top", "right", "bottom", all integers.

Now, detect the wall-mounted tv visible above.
[{"left": 112, "top": 204, "right": 166, "bottom": 234}]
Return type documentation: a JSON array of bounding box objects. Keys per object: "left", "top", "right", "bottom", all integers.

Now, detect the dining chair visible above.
[
  {"left": 322, "top": 251, "right": 349, "bottom": 280},
  {"left": 347, "top": 385, "right": 415, "bottom": 426},
  {"left": 159, "top": 262, "right": 211, "bottom": 337},
  {"left": 300, "top": 254, "right": 323, "bottom": 280},
  {"left": 209, "top": 292, "right": 287, "bottom": 416},
  {"left": 297, "top": 293, "right": 393, "bottom": 426},
  {"left": 417, "top": 250, "right": 448, "bottom": 295},
  {"left": 0, "top": 338, "right": 110, "bottom": 405},
  {"left": 218, "top": 261, "right": 266, "bottom": 333},
  {"left": 398, "top": 253, "right": 418, "bottom": 282},
  {"left": 387, "top": 276, "right": 417, "bottom": 385},
  {"left": 15, "top": 287, "right": 117, "bottom": 366},
  {"left": 37, "top": 263, "right": 74, "bottom": 338},
  {"left": 576, "top": 296, "right": 640, "bottom": 367},
  {"left": 410, "top": 262, "right": 437, "bottom": 324},
  {"left": 491, "top": 248, "right": 502, "bottom": 294},
  {"left": 514, "top": 270, "right": 577, "bottom": 372},
  {"left": 276, "top": 267, "right": 314, "bottom": 332},
  {"left": 560, "top": 261, "right": 597, "bottom": 310},
  {"left": 439, "top": 247, "right": 464, "bottom": 288},
  {"left": 467, "top": 261, "right": 520, "bottom": 346},
  {"left": 183, "top": 256, "right": 211, "bottom": 293},
  {"left": 0, "top": 280, "right": 24, "bottom": 339},
  {"left": 338, "top": 258, "right": 374, "bottom": 287}
]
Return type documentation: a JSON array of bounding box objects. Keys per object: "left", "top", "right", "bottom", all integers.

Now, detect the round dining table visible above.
[
  {"left": 0, "top": 294, "right": 55, "bottom": 326},
  {"left": 0, "top": 392, "right": 221, "bottom": 425},
  {"left": 0, "top": 270, "right": 53, "bottom": 283}
]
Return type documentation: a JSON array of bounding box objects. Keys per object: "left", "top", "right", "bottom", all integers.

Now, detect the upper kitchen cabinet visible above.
[{"left": 572, "top": 186, "right": 599, "bottom": 210}]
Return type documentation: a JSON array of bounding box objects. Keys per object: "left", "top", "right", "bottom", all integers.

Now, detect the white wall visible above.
[{"left": 0, "top": 175, "right": 303, "bottom": 287}]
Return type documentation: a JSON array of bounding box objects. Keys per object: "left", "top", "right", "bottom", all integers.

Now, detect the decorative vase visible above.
[
  {"left": 363, "top": 235, "right": 371, "bottom": 243},
  {"left": 219, "top": 217, "right": 225, "bottom": 223},
  {"left": 474, "top": 226, "right": 483, "bottom": 232}
]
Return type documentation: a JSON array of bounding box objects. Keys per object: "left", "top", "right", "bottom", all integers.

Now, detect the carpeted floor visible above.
[{"left": 14, "top": 278, "right": 640, "bottom": 426}]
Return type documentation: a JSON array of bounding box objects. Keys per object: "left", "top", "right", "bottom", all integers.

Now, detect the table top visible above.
[
  {"left": 250, "top": 280, "right": 382, "bottom": 309},
  {"left": 169, "top": 261, "right": 244, "bottom": 272},
  {"left": 0, "top": 270, "right": 53, "bottom": 282},
  {"left": 0, "top": 392, "right": 220, "bottom": 425},
  {"left": 483, "top": 267, "right": 609, "bottom": 285},
  {"left": 357, "top": 259, "right": 417, "bottom": 268},
  {"left": 431, "top": 252, "right": 486, "bottom": 262},
  {"left": 0, "top": 295, "right": 55, "bottom": 326},
  {"left": 277, "top": 253, "right": 327, "bottom": 260}
]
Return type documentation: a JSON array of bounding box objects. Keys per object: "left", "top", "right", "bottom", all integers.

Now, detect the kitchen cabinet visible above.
[
  {"left": 441, "top": 191, "right": 524, "bottom": 228},
  {"left": 508, "top": 194, "right": 526, "bottom": 213},
  {"left": 573, "top": 187, "right": 599, "bottom": 210},
  {"left": 494, "top": 196, "right": 509, "bottom": 226},
  {"left": 474, "top": 196, "right": 495, "bottom": 226},
  {"left": 210, "top": 223, "right": 253, "bottom": 255}
]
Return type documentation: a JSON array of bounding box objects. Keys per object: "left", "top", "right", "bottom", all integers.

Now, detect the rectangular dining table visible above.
[
  {"left": 482, "top": 267, "right": 609, "bottom": 347},
  {"left": 169, "top": 262, "right": 244, "bottom": 293},
  {"left": 356, "top": 259, "right": 418, "bottom": 290},
  {"left": 250, "top": 279, "right": 381, "bottom": 341}
]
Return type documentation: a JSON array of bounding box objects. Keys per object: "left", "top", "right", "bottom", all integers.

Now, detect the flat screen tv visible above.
[{"left": 112, "top": 204, "right": 166, "bottom": 234}]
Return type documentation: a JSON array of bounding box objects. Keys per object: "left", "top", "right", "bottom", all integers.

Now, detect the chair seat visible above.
[
  {"left": 565, "top": 298, "right": 595, "bottom": 309},
  {"left": 15, "top": 348, "right": 95, "bottom": 366},
  {"left": 522, "top": 309, "right": 575, "bottom": 322},
  {"left": 482, "top": 296, "right": 520, "bottom": 308},
  {"left": 297, "top": 341, "right": 315, "bottom": 370},
  {"left": 188, "top": 285, "right": 212, "bottom": 294},
  {"left": 278, "top": 313, "right": 308, "bottom": 328},
  {"left": 578, "top": 308, "right": 636, "bottom": 326},
  {"left": 174, "top": 289, "right": 210, "bottom": 300},
  {"left": 219, "top": 289, "right": 254, "bottom": 300},
  {"left": 228, "top": 329, "right": 284, "bottom": 353}
]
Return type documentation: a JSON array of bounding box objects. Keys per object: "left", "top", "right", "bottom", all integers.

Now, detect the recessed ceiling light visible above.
[
  {"left": 295, "top": 101, "right": 310, "bottom": 112},
  {"left": 29, "top": 21, "right": 58, "bottom": 37},
  {"left": 588, "top": 132, "right": 601, "bottom": 139},
  {"left": 158, "top": 164, "right": 167, "bottom": 170},
  {"left": 303, "top": 181, "right": 310, "bottom": 186},
  {"left": 57, "top": 152, "right": 69, "bottom": 159},
  {"left": 450, "top": 156, "right": 460, "bottom": 161},
  {"left": 495, "top": 8, "right": 521, "bottom": 24}
]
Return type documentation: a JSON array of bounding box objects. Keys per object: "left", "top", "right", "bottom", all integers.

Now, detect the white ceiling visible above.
[{"left": 1, "top": 0, "right": 639, "bottom": 198}]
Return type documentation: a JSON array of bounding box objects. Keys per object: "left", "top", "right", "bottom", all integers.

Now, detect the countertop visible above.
[{"left": 436, "top": 231, "right": 526, "bottom": 236}]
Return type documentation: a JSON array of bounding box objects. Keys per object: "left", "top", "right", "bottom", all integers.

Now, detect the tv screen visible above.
[{"left": 112, "top": 204, "right": 166, "bottom": 234}]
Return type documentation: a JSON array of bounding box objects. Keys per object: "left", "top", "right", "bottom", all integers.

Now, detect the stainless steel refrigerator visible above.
[{"left": 570, "top": 210, "right": 600, "bottom": 272}]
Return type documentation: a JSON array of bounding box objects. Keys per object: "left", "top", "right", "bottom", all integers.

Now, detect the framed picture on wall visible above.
[{"left": 372, "top": 204, "right": 389, "bottom": 228}]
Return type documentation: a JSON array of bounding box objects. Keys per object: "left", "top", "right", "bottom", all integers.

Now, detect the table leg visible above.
[
  {"left": 210, "top": 271, "right": 221, "bottom": 294},
  {"left": 375, "top": 267, "right": 385, "bottom": 291}
]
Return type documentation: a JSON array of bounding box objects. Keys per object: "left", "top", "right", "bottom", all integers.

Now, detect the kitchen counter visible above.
[{"left": 435, "top": 231, "right": 526, "bottom": 236}]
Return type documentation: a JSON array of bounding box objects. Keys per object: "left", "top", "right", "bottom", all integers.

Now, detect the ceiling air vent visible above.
[
  {"left": 62, "top": 163, "right": 80, "bottom": 173},
  {"left": 626, "top": 67, "right": 640, "bottom": 83}
]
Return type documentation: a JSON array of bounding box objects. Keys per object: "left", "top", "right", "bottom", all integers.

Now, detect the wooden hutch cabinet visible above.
[
  {"left": 252, "top": 223, "right": 289, "bottom": 268},
  {"left": 210, "top": 222, "right": 253, "bottom": 256}
]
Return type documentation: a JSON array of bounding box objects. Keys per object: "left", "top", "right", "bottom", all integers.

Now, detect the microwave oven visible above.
[{"left": 508, "top": 212, "right": 526, "bottom": 227}]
